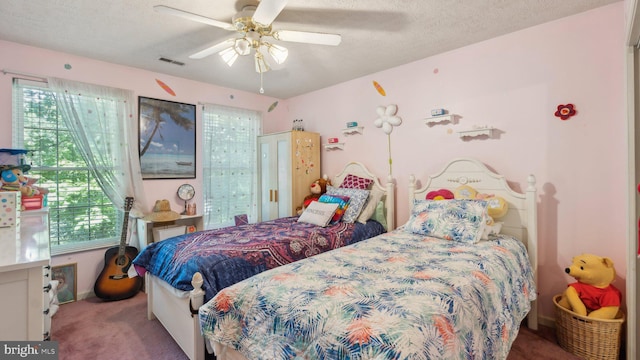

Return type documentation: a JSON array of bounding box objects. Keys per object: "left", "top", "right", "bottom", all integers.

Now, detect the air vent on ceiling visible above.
[{"left": 158, "top": 57, "right": 185, "bottom": 66}]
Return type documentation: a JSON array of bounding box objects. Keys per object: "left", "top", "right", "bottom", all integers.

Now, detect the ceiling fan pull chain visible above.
[{"left": 260, "top": 71, "right": 264, "bottom": 94}]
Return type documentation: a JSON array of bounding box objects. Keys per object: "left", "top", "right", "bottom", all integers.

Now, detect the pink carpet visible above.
[
  {"left": 52, "top": 291, "right": 188, "bottom": 360},
  {"left": 52, "top": 291, "right": 582, "bottom": 360}
]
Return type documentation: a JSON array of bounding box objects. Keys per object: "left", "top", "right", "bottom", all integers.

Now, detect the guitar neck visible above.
[{"left": 118, "top": 197, "right": 134, "bottom": 255}]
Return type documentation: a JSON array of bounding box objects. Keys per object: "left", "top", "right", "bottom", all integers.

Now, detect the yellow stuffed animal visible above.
[{"left": 557, "top": 253, "right": 621, "bottom": 319}]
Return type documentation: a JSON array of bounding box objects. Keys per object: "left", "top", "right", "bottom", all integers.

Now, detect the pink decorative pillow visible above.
[{"left": 339, "top": 174, "right": 373, "bottom": 190}]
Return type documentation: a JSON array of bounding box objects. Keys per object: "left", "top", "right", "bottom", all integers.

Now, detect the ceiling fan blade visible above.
[
  {"left": 154, "top": 5, "right": 234, "bottom": 30},
  {"left": 252, "top": 0, "right": 287, "bottom": 27},
  {"left": 189, "top": 39, "right": 235, "bottom": 59},
  {"left": 272, "top": 30, "right": 342, "bottom": 46}
]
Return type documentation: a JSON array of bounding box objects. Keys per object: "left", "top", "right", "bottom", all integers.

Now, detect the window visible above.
[
  {"left": 201, "top": 104, "right": 261, "bottom": 229},
  {"left": 12, "top": 79, "right": 119, "bottom": 254}
]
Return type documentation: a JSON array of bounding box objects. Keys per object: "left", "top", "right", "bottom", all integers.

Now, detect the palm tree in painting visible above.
[{"left": 139, "top": 98, "right": 194, "bottom": 157}]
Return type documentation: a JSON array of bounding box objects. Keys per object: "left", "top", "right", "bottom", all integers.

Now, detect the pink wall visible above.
[
  {"left": 280, "top": 3, "right": 627, "bottom": 322},
  {"left": 0, "top": 39, "right": 285, "bottom": 297},
  {"left": 0, "top": 3, "right": 627, "bottom": 322}
]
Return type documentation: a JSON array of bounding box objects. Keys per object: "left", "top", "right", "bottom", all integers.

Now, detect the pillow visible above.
[
  {"left": 405, "top": 199, "right": 488, "bottom": 244},
  {"left": 453, "top": 185, "right": 477, "bottom": 199},
  {"left": 339, "top": 174, "right": 373, "bottom": 190},
  {"left": 357, "top": 187, "right": 385, "bottom": 224},
  {"left": 297, "top": 201, "right": 339, "bottom": 227},
  {"left": 370, "top": 200, "right": 388, "bottom": 231},
  {"left": 326, "top": 185, "right": 370, "bottom": 223},
  {"left": 426, "top": 189, "right": 454, "bottom": 200},
  {"left": 485, "top": 196, "right": 508, "bottom": 219},
  {"left": 318, "top": 194, "right": 350, "bottom": 224}
]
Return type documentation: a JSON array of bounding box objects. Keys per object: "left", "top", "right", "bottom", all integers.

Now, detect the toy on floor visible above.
[
  {"left": 296, "top": 177, "right": 331, "bottom": 215},
  {"left": 557, "top": 253, "right": 621, "bottom": 319}
]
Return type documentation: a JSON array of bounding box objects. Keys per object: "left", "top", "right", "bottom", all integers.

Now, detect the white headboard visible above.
[
  {"left": 332, "top": 162, "right": 395, "bottom": 230},
  {"left": 408, "top": 157, "right": 538, "bottom": 329}
]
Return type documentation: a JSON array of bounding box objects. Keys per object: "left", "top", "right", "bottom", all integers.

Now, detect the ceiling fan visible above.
[{"left": 154, "top": 0, "right": 342, "bottom": 93}]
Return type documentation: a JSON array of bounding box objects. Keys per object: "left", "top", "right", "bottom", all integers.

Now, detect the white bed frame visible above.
[
  {"left": 144, "top": 161, "right": 395, "bottom": 360},
  {"left": 407, "top": 157, "right": 538, "bottom": 330}
]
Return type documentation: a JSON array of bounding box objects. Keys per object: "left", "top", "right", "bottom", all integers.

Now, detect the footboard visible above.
[{"left": 146, "top": 272, "right": 206, "bottom": 360}]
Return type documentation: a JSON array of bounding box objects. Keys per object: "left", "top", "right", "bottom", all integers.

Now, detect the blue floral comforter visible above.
[
  {"left": 199, "top": 229, "right": 536, "bottom": 359},
  {"left": 133, "top": 216, "right": 384, "bottom": 302}
]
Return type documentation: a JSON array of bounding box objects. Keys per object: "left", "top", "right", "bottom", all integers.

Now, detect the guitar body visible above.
[
  {"left": 94, "top": 245, "right": 142, "bottom": 301},
  {"left": 94, "top": 197, "right": 142, "bottom": 301}
]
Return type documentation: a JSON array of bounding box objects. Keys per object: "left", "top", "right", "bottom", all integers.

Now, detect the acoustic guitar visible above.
[{"left": 94, "top": 197, "right": 142, "bottom": 301}]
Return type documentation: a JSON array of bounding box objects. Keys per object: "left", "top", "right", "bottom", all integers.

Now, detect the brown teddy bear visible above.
[
  {"left": 557, "top": 253, "right": 621, "bottom": 319},
  {"left": 296, "top": 177, "right": 331, "bottom": 215}
]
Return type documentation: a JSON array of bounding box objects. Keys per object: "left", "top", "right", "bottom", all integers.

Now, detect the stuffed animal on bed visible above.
[
  {"left": 296, "top": 177, "right": 331, "bottom": 215},
  {"left": 557, "top": 253, "right": 621, "bottom": 319}
]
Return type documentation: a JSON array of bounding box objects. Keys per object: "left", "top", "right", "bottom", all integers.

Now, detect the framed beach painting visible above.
[{"left": 139, "top": 96, "right": 196, "bottom": 179}]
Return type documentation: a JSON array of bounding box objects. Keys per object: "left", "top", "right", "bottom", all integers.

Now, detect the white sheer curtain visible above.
[
  {"left": 47, "top": 77, "right": 147, "bottom": 247},
  {"left": 201, "top": 103, "right": 261, "bottom": 229}
]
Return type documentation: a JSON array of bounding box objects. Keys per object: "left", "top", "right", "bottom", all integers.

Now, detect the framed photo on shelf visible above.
[
  {"left": 138, "top": 96, "right": 196, "bottom": 179},
  {"left": 52, "top": 263, "right": 77, "bottom": 304}
]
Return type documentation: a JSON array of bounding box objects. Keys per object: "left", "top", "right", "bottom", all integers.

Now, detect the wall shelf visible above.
[
  {"left": 425, "top": 114, "right": 455, "bottom": 126},
  {"left": 323, "top": 143, "right": 345, "bottom": 150},
  {"left": 342, "top": 126, "right": 364, "bottom": 135},
  {"left": 457, "top": 127, "right": 497, "bottom": 139}
]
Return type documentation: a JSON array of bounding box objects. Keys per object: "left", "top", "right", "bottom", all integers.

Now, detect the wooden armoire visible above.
[{"left": 257, "top": 131, "right": 320, "bottom": 221}]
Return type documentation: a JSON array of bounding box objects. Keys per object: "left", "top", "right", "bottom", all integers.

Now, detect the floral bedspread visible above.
[
  {"left": 199, "top": 229, "right": 536, "bottom": 359},
  {"left": 133, "top": 216, "right": 384, "bottom": 302}
]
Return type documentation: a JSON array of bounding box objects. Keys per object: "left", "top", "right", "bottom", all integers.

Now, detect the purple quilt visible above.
[{"left": 133, "top": 216, "right": 384, "bottom": 301}]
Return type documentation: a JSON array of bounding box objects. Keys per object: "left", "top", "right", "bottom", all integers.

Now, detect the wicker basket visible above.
[{"left": 553, "top": 294, "right": 624, "bottom": 360}]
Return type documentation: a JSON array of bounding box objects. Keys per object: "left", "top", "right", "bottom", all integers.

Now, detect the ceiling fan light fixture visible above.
[
  {"left": 234, "top": 38, "right": 252, "bottom": 56},
  {"left": 266, "top": 43, "right": 288, "bottom": 65},
  {"left": 254, "top": 51, "right": 270, "bottom": 73},
  {"left": 233, "top": 6, "right": 257, "bottom": 31},
  {"left": 220, "top": 46, "right": 239, "bottom": 66}
]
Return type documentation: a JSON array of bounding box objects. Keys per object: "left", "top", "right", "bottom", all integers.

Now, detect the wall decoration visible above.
[
  {"left": 372, "top": 81, "right": 386, "bottom": 96},
  {"left": 268, "top": 101, "right": 278, "bottom": 112},
  {"left": 554, "top": 103, "right": 576, "bottom": 120},
  {"left": 373, "top": 104, "right": 402, "bottom": 176},
  {"left": 457, "top": 126, "right": 497, "bottom": 140},
  {"left": 52, "top": 263, "right": 77, "bottom": 304},
  {"left": 295, "top": 137, "right": 316, "bottom": 174},
  {"left": 64, "top": 63, "right": 72, "bottom": 70},
  {"left": 155, "top": 78, "right": 176, "bottom": 96},
  {"left": 292, "top": 119, "right": 304, "bottom": 131},
  {"left": 139, "top": 96, "right": 196, "bottom": 179}
]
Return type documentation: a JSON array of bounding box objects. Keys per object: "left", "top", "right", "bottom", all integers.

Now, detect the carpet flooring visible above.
[{"left": 51, "top": 291, "right": 581, "bottom": 360}]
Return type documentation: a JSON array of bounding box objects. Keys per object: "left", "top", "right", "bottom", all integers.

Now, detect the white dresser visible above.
[{"left": 0, "top": 192, "right": 51, "bottom": 341}]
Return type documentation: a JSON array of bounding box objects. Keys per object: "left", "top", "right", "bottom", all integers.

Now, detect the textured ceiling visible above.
[{"left": 0, "top": 0, "right": 619, "bottom": 99}]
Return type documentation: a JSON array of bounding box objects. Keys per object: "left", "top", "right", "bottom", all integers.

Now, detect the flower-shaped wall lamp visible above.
[{"left": 373, "top": 104, "right": 403, "bottom": 176}]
